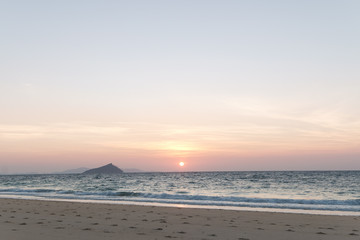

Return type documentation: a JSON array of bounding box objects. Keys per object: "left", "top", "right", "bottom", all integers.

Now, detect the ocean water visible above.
[{"left": 0, "top": 171, "right": 359, "bottom": 215}]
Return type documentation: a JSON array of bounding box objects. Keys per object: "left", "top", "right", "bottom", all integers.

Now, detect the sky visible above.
[{"left": 1, "top": 0, "right": 360, "bottom": 173}]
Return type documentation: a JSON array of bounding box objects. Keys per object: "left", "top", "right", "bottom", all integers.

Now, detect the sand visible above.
[{"left": 0, "top": 198, "right": 359, "bottom": 240}]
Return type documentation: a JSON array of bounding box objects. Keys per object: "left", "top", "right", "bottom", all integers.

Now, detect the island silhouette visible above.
[{"left": 83, "top": 163, "right": 123, "bottom": 174}]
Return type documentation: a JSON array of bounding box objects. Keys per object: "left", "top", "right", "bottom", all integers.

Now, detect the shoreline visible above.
[
  {"left": 1, "top": 198, "right": 359, "bottom": 240},
  {"left": 1, "top": 195, "right": 359, "bottom": 217}
]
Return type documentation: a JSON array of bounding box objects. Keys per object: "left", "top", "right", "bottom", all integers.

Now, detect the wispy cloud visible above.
[{"left": 1, "top": 114, "right": 359, "bottom": 156}]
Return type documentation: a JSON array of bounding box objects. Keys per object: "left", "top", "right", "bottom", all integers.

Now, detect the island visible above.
[{"left": 82, "top": 163, "right": 123, "bottom": 174}]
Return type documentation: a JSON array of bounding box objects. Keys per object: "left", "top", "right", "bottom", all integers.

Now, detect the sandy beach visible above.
[{"left": 0, "top": 198, "right": 359, "bottom": 240}]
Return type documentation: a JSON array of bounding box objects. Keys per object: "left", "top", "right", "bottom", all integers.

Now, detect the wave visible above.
[
  {"left": 0, "top": 188, "right": 359, "bottom": 212},
  {"left": 0, "top": 188, "right": 56, "bottom": 193}
]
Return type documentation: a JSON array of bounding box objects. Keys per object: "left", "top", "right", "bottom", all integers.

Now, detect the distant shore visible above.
[{"left": 1, "top": 198, "right": 359, "bottom": 240}]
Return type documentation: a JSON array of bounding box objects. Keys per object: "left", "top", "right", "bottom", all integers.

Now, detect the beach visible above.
[{"left": 0, "top": 198, "right": 359, "bottom": 240}]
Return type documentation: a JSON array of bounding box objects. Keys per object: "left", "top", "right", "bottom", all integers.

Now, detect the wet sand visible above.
[{"left": 0, "top": 198, "right": 359, "bottom": 240}]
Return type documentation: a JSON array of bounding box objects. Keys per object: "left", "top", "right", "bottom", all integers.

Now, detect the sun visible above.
[{"left": 179, "top": 162, "right": 185, "bottom": 167}]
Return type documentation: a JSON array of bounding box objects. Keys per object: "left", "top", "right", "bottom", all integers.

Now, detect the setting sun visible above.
[{"left": 179, "top": 162, "right": 185, "bottom": 167}]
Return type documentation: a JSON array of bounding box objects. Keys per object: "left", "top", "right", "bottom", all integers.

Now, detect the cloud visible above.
[{"left": 0, "top": 110, "right": 359, "bottom": 157}]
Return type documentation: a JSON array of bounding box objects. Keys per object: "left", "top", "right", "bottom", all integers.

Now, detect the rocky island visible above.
[{"left": 82, "top": 163, "right": 123, "bottom": 174}]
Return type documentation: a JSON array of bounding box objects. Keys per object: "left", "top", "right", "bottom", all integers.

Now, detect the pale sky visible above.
[{"left": 1, "top": 1, "right": 360, "bottom": 173}]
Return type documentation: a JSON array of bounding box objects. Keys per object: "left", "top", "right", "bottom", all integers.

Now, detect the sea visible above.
[{"left": 0, "top": 171, "right": 359, "bottom": 216}]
